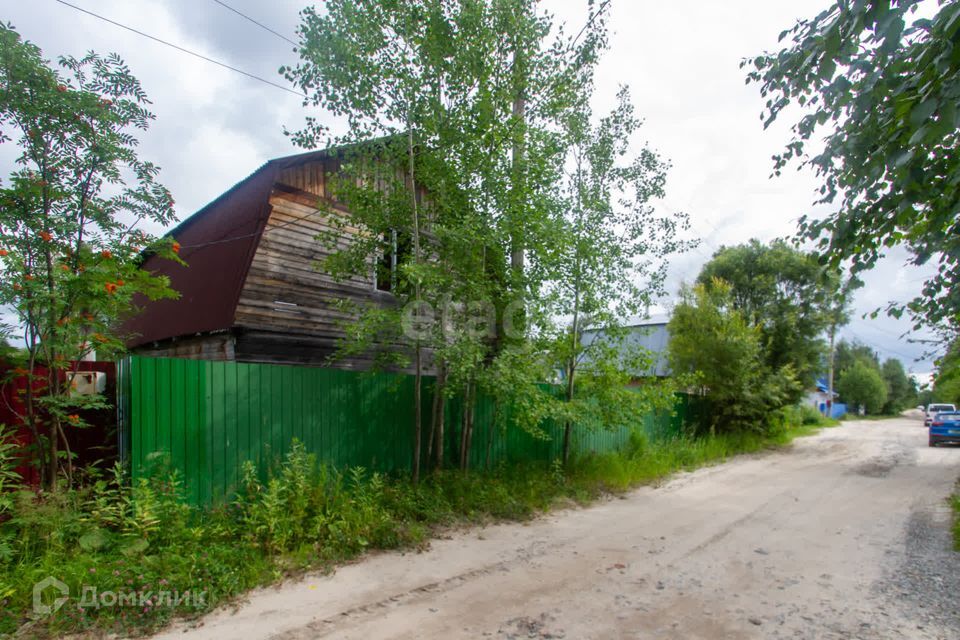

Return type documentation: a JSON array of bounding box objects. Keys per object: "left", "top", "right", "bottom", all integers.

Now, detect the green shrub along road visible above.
[{"left": 1, "top": 409, "right": 836, "bottom": 638}]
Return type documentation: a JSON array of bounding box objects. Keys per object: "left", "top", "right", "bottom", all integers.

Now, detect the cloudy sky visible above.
[{"left": 5, "top": 0, "right": 940, "bottom": 380}]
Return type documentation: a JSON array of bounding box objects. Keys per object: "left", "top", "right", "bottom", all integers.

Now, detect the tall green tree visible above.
[
  {"left": 833, "top": 339, "right": 880, "bottom": 376},
  {"left": 668, "top": 280, "right": 796, "bottom": 434},
  {"left": 0, "top": 25, "right": 178, "bottom": 488},
  {"left": 880, "top": 357, "right": 915, "bottom": 414},
  {"left": 283, "top": 0, "right": 611, "bottom": 472},
  {"left": 746, "top": 1, "right": 960, "bottom": 339},
  {"left": 542, "top": 87, "right": 690, "bottom": 464},
  {"left": 932, "top": 339, "right": 960, "bottom": 404},
  {"left": 837, "top": 360, "right": 888, "bottom": 415},
  {"left": 696, "top": 239, "right": 827, "bottom": 399}
]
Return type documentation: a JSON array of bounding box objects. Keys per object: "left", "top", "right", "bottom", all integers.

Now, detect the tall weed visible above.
[{"left": 2, "top": 420, "right": 829, "bottom": 637}]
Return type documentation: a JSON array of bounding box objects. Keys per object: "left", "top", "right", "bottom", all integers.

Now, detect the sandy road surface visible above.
[{"left": 155, "top": 418, "right": 960, "bottom": 639}]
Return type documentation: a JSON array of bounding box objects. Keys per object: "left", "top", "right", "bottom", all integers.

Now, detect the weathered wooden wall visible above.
[
  {"left": 233, "top": 159, "right": 402, "bottom": 369},
  {"left": 133, "top": 155, "right": 428, "bottom": 370},
  {"left": 277, "top": 159, "right": 330, "bottom": 197},
  {"left": 132, "top": 333, "right": 236, "bottom": 361}
]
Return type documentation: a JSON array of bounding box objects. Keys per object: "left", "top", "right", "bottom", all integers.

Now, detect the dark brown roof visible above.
[{"left": 122, "top": 148, "right": 335, "bottom": 347}]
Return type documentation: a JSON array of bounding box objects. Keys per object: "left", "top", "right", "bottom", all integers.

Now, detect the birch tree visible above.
[
  {"left": 284, "top": 0, "right": 609, "bottom": 471},
  {"left": 542, "top": 87, "right": 692, "bottom": 464}
]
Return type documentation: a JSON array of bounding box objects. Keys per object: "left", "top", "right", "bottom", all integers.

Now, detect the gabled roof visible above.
[{"left": 122, "top": 147, "right": 338, "bottom": 347}]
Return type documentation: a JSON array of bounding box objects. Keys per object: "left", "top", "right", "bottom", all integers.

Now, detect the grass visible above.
[
  {"left": 951, "top": 492, "right": 960, "bottom": 551},
  {"left": 0, "top": 413, "right": 838, "bottom": 638}
]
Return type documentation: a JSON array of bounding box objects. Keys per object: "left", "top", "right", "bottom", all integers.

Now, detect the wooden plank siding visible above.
[
  {"left": 277, "top": 160, "right": 329, "bottom": 198},
  {"left": 132, "top": 333, "right": 236, "bottom": 361},
  {"left": 132, "top": 154, "right": 431, "bottom": 370},
  {"left": 233, "top": 158, "right": 403, "bottom": 369}
]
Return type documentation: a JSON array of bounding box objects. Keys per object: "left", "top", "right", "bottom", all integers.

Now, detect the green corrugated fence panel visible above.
[{"left": 123, "top": 356, "right": 694, "bottom": 506}]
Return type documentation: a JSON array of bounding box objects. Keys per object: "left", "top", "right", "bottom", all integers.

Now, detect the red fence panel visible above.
[{"left": 0, "top": 361, "right": 117, "bottom": 487}]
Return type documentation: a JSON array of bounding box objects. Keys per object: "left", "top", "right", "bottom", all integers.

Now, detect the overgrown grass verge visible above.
[
  {"left": 951, "top": 491, "right": 960, "bottom": 551},
  {"left": 0, "top": 412, "right": 836, "bottom": 638}
]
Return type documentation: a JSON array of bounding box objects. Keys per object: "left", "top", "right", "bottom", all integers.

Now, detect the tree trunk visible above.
[
  {"left": 58, "top": 419, "right": 73, "bottom": 486},
  {"left": 510, "top": 88, "right": 526, "bottom": 280},
  {"left": 413, "top": 346, "right": 422, "bottom": 484},
  {"left": 459, "top": 381, "right": 475, "bottom": 471},
  {"left": 562, "top": 284, "right": 581, "bottom": 467},
  {"left": 509, "top": 28, "right": 528, "bottom": 305},
  {"left": 562, "top": 360, "right": 576, "bottom": 466},
  {"left": 407, "top": 126, "right": 423, "bottom": 485},
  {"left": 436, "top": 398, "right": 445, "bottom": 469},
  {"left": 486, "top": 401, "right": 499, "bottom": 470},
  {"left": 427, "top": 378, "right": 437, "bottom": 461},
  {"left": 464, "top": 386, "right": 475, "bottom": 471},
  {"left": 428, "top": 364, "right": 446, "bottom": 469},
  {"left": 21, "top": 350, "right": 46, "bottom": 488},
  {"left": 562, "top": 163, "right": 585, "bottom": 468},
  {"left": 459, "top": 387, "right": 469, "bottom": 470},
  {"left": 47, "top": 375, "right": 58, "bottom": 491}
]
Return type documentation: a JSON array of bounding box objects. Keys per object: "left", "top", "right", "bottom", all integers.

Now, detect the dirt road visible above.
[{"left": 156, "top": 418, "right": 960, "bottom": 639}]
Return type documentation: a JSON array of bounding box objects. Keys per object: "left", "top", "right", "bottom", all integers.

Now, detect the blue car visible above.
[{"left": 929, "top": 411, "right": 960, "bottom": 447}]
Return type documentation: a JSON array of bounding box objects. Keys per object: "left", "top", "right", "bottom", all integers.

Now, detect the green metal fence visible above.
[{"left": 119, "top": 356, "right": 689, "bottom": 506}]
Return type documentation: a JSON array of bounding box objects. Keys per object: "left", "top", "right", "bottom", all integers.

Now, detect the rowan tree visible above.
[{"left": 0, "top": 24, "right": 179, "bottom": 488}]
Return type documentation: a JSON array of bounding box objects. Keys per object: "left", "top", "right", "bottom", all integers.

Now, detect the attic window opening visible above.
[{"left": 375, "top": 229, "right": 411, "bottom": 293}]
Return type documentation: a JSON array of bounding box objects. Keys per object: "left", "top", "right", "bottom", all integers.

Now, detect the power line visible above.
[
  {"left": 569, "top": 0, "right": 613, "bottom": 51},
  {"left": 846, "top": 329, "right": 922, "bottom": 364},
  {"left": 857, "top": 320, "right": 913, "bottom": 341},
  {"left": 54, "top": 0, "right": 304, "bottom": 98},
  {"left": 211, "top": 0, "right": 298, "bottom": 47}
]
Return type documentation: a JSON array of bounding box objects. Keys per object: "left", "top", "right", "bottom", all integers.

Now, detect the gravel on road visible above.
[{"left": 153, "top": 418, "right": 960, "bottom": 640}]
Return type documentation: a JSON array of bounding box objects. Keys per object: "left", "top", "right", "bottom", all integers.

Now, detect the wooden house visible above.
[{"left": 122, "top": 147, "right": 411, "bottom": 368}]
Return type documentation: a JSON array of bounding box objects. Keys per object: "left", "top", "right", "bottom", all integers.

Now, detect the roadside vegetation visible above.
[
  {"left": 1, "top": 406, "right": 836, "bottom": 638},
  {"left": 3, "top": 0, "right": 953, "bottom": 634},
  {"left": 926, "top": 340, "right": 960, "bottom": 407},
  {"left": 952, "top": 492, "right": 960, "bottom": 552},
  {"left": 831, "top": 340, "right": 918, "bottom": 417},
  {"left": 667, "top": 239, "right": 869, "bottom": 433},
  {"left": 0, "top": 24, "right": 180, "bottom": 491}
]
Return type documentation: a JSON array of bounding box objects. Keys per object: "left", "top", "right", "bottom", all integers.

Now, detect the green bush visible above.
[
  {"left": 1, "top": 420, "right": 832, "bottom": 638},
  {"left": 236, "top": 444, "right": 423, "bottom": 559},
  {"left": 798, "top": 405, "right": 825, "bottom": 425},
  {"left": 779, "top": 404, "right": 837, "bottom": 430},
  {"left": 952, "top": 493, "right": 960, "bottom": 552},
  {"left": 1, "top": 464, "right": 272, "bottom": 637},
  {"left": 668, "top": 281, "right": 801, "bottom": 436}
]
